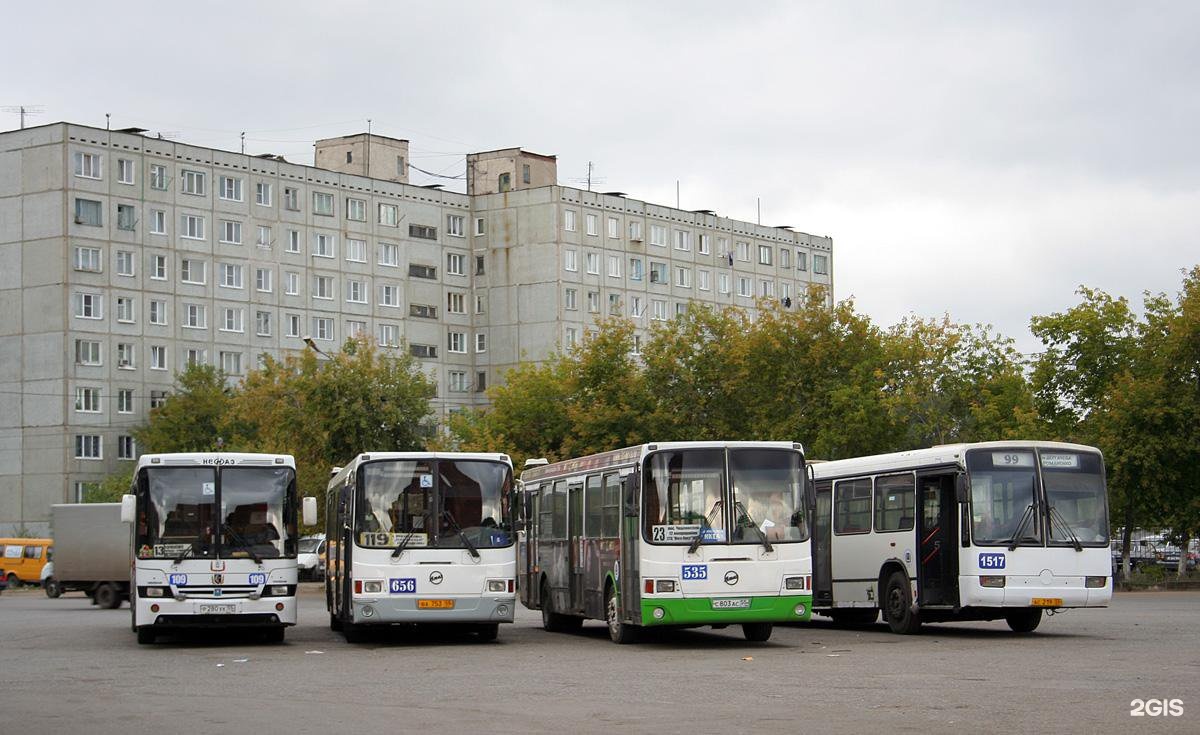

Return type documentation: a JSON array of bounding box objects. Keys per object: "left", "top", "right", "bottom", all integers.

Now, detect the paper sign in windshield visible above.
[
  {"left": 651, "top": 525, "right": 725, "bottom": 542},
  {"left": 359, "top": 532, "right": 429, "bottom": 547},
  {"left": 1040, "top": 453, "right": 1080, "bottom": 469},
  {"left": 153, "top": 543, "right": 192, "bottom": 557},
  {"left": 202, "top": 482, "right": 215, "bottom": 496}
]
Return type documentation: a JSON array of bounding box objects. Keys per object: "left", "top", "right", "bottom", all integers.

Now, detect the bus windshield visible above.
[
  {"left": 220, "top": 467, "right": 296, "bottom": 558},
  {"left": 137, "top": 467, "right": 218, "bottom": 560},
  {"left": 643, "top": 449, "right": 725, "bottom": 544},
  {"left": 356, "top": 459, "right": 513, "bottom": 549},
  {"left": 966, "top": 450, "right": 1042, "bottom": 546},
  {"left": 1041, "top": 451, "right": 1108, "bottom": 546},
  {"left": 730, "top": 448, "right": 807, "bottom": 543}
]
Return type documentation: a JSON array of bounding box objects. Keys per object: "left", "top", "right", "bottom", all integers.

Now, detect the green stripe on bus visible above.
[{"left": 639, "top": 594, "right": 813, "bottom": 626}]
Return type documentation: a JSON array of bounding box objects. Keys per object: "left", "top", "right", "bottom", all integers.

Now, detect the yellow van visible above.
[{"left": 0, "top": 538, "right": 53, "bottom": 586}]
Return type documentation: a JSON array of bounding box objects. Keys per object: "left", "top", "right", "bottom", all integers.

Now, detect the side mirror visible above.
[
  {"left": 955, "top": 473, "right": 969, "bottom": 503},
  {"left": 623, "top": 473, "right": 639, "bottom": 517},
  {"left": 120, "top": 494, "right": 136, "bottom": 524},
  {"left": 302, "top": 496, "right": 318, "bottom": 527}
]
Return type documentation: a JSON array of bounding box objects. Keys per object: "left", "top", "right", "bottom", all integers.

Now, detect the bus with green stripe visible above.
[{"left": 518, "top": 441, "right": 812, "bottom": 644}]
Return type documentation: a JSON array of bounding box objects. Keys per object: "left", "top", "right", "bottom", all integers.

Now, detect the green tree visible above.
[
  {"left": 133, "top": 363, "right": 232, "bottom": 453},
  {"left": 83, "top": 468, "right": 134, "bottom": 503}
]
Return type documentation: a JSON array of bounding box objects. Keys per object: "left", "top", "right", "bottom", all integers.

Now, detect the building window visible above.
[
  {"left": 608, "top": 293, "right": 621, "bottom": 316},
  {"left": 116, "top": 204, "right": 136, "bottom": 231},
  {"left": 409, "top": 223, "right": 437, "bottom": 240},
  {"left": 758, "top": 244, "right": 773, "bottom": 266},
  {"left": 475, "top": 255, "right": 486, "bottom": 276},
  {"left": 117, "top": 389, "right": 134, "bottom": 414},
  {"left": 780, "top": 248, "right": 790, "bottom": 269},
  {"left": 475, "top": 295, "right": 486, "bottom": 315},
  {"left": 74, "top": 434, "right": 102, "bottom": 460},
  {"left": 649, "top": 261, "right": 667, "bottom": 284},
  {"left": 255, "top": 182, "right": 272, "bottom": 206},
  {"left": 255, "top": 310, "right": 272, "bottom": 336},
  {"left": 698, "top": 269, "right": 711, "bottom": 291},
  {"left": 475, "top": 333, "right": 487, "bottom": 353},
  {"left": 150, "top": 390, "right": 168, "bottom": 408},
  {"left": 498, "top": 172, "right": 511, "bottom": 192},
  {"left": 608, "top": 217, "right": 619, "bottom": 239},
  {"left": 151, "top": 255, "right": 167, "bottom": 280},
  {"left": 587, "top": 291, "right": 600, "bottom": 313},
  {"left": 346, "top": 238, "right": 366, "bottom": 263},
  {"left": 116, "top": 342, "right": 135, "bottom": 369},
  {"left": 257, "top": 225, "right": 272, "bottom": 248},
  {"left": 280, "top": 187, "right": 299, "bottom": 212},
  {"left": 150, "top": 164, "right": 168, "bottom": 190},
  {"left": 313, "top": 232, "right": 334, "bottom": 258},
  {"left": 285, "top": 314, "right": 301, "bottom": 338},
  {"left": 379, "top": 203, "right": 398, "bottom": 227},
  {"left": 449, "top": 370, "right": 468, "bottom": 393},
  {"left": 397, "top": 155, "right": 406, "bottom": 176},
  {"left": 565, "top": 328, "right": 578, "bottom": 348},
  {"left": 718, "top": 272, "right": 730, "bottom": 294},
  {"left": 285, "top": 230, "right": 300, "bottom": 253},
  {"left": 447, "top": 292, "right": 465, "bottom": 314},
  {"left": 674, "top": 230, "right": 691, "bottom": 251},
  {"left": 736, "top": 241, "right": 750, "bottom": 262},
  {"left": 564, "top": 249, "right": 578, "bottom": 273},
  {"left": 183, "top": 303, "right": 207, "bottom": 329},
  {"left": 649, "top": 224, "right": 667, "bottom": 247},
  {"left": 652, "top": 299, "right": 667, "bottom": 321},
  {"left": 737, "top": 277, "right": 752, "bottom": 298},
  {"left": 346, "top": 320, "right": 366, "bottom": 339},
  {"left": 760, "top": 279, "right": 775, "bottom": 297},
  {"left": 629, "top": 258, "right": 643, "bottom": 281},
  {"left": 220, "top": 351, "right": 243, "bottom": 375},
  {"left": 75, "top": 386, "right": 101, "bottom": 413},
  {"left": 118, "top": 436, "right": 136, "bottom": 460},
  {"left": 180, "top": 169, "right": 206, "bottom": 196},
  {"left": 586, "top": 214, "right": 598, "bottom": 236},
  {"left": 180, "top": 258, "right": 206, "bottom": 284},
  {"left": 565, "top": 288, "right": 578, "bottom": 310},
  {"left": 409, "top": 264, "right": 437, "bottom": 280},
  {"left": 447, "top": 253, "right": 465, "bottom": 276},
  {"left": 313, "top": 191, "right": 334, "bottom": 216},
  {"left": 630, "top": 296, "right": 643, "bottom": 318},
  {"left": 380, "top": 284, "right": 400, "bottom": 307},
  {"left": 346, "top": 198, "right": 365, "bottom": 221},
  {"left": 346, "top": 279, "right": 366, "bottom": 304},
  {"left": 674, "top": 266, "right": 691, "bottom": 288},
  {"left": 74, "top": 246, "right": 102, "bottom": 272},
  {"left": 221, "top": 307, "right": 244, "bottom": 333},
  {"left": 411, "top": 344, "right": 438, "bottom": 359},
  {"left": 312, "top": 317, "right": 334, "bottom": 341},
  {"left": 564, "top": 209, "right": 577, "bottom": 232},
  {"left": 447, "top": 331, "right": 466, "bottom": 353},
  {"left": 522, "top": 164, "right": 531, "bottom": 184},
  {"left": 586, "top": 252, "right": 599, "bottom": 275},
  {"left": 74, "top": 151, "right": 102, "bottom": 179},
  {"left": 74, "top": 198, "right": 102, "bottom": 226},
  {"left": 378, "top": 323, "right": 399, "bottom": 347},
  {"left": 797, "top": 251, "right": 808, "bottom": 271},
  {"left": 608, "top": 256, "right": 622, "bottom": 278},
  {"left": 814, "top": 254, "right": 828, "bottom": 275},
  {"left": 149, "top": 299, "right": 166, "bottom": 325},
  {"left": 476, "top": 371, "right": 487, "bottom": 392},
  {"left": 150, "top": 210, "right": 166, "bottom": 235},
  {"left": 410, "top": 304, "right": 438, "bottom": 320},
  {"left": 73, "top": 292, "right": 103, "bottom": 320},
  {"left": 116, "top": 296, "right": 134, "bottom": 323},
  {"left": 285, "top": 272, "right": 299, "bottom": 296},
  {"left": 75, "top": 339, "right": 101, "bottom": 366},
  {"left": 220, "top": 263, "right": 244, "bottom": 289},
  {"left": 629, "top": 221, "right": 643, "bottom": 241},
  {"left": 313, "top": 275, "right": 333, "bottom": 300},
  {"left": 698, "top": 234, "right": 711, "bottom": 255},
  {"left": 474, "top": 217, "right": 486, "bottom": 236},
  {"left": 219, "top": 176, "right": 243, "bottom": 202},
  {"left": 447, "top": 214, "right": 465, "bottom": 237},
  {"left": 181, "top": 214, "right": 206, "bottom": 240},
  {"left": 378, "top": 242, "right": 398, "bottom": 266}
]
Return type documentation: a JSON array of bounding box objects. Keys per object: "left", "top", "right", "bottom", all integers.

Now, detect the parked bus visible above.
[
  {"left": 325, "top": 452, "right": 516, "bottom": 642},
  {"left": 519, "top": 442, "right": 812, "bottom": 644},
  {"left": 809, "top": 441, "right": 1111, "bottom": 634},
  {"left": 122, "top": 453, "right": 316, "bottom": 644}
]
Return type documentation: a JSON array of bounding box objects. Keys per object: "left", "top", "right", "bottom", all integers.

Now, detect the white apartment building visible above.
[{"left": 0, "top": 123, "right": 833, "bottom": 533}]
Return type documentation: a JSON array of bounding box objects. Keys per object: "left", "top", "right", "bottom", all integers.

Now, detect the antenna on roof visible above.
[
  {"left": 569, "top": 161, "right": 606, "bottom": 192},
  {"left": 2, "top": 105, "right": 44, "bottom": 129}
]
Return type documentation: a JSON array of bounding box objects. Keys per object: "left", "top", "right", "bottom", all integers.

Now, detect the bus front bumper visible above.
[
  {"left": 961, "top": 575, "right": 1112, "bottom": 607},
  {"left": 352, "top": 595, "right": 516, "bottom": 625},
  {"left": 640, "top": 594, "right": 813, "bottom": 626},
  {"left": 137, "top": 595, "right": 298, "bottom": 627}
]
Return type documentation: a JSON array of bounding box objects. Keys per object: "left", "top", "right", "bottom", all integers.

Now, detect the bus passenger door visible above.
[
  {"left": 568, "top": 480, "right": 584, "bottom": 614},
  {"left": 812, "top": 481, "right": 833, "bottom": 607},
  {"left": 916, "top": 473, "right": 958, "bottom": 606}
]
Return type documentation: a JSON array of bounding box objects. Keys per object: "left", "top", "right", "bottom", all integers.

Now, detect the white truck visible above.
[{"left": 46, "top": 503, "right": 131, "bottom": 608}]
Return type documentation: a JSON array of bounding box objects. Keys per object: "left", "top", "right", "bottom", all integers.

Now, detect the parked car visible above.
[{"left": 297, "top": 534, "right": 326, "bottom": 581}]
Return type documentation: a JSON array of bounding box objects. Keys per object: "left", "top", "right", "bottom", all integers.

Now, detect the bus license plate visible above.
[
  {"left": 417, "top": 599, "right": 454, "bottom": 609},
  {"left": 198, "top": 604, "right": 236, "bottom": 615},
  {"left": 1031, "top": 598, "right": 1063, "bottom": 607},
  {"left": 711, "top": 598, "right": 751, "bottom": 609}
]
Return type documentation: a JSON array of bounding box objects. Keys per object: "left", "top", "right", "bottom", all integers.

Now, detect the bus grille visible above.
[{"left": 177, "top": 585, "right": 257, "bottom": 599}]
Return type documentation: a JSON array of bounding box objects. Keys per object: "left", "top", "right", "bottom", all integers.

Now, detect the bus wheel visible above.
[
  {"left": 742, "top": 622, "right": 773, "bottom": 642},
  {"left": 262, "top": 626, "right": 286, "bottom": 644},
  {"left": 44, "top": 577, "right": 63, "bottom": 599},
  {"left": 94, "top": 583, "right": 121, "bottom": 610},
  {"left": 342, "top": 622, "right": 368, "bottom": 643},
  {"left": 606, "top": 584, "right": 638, "bottom": 644},
  {"left": 540, "top": 580, "right": 568, "bottom": 632},
  {"left": 883, "top": 571, "right": 921, "bottom": 635},
  {"left": 136, "top": 627, "right": 156, "bottom": 645},
  {"left": 1005, "top": 608, "right": 1042, "bottom": 633},
  {"left": 476, "top": 623, "right": 499, "bottom": 642}
]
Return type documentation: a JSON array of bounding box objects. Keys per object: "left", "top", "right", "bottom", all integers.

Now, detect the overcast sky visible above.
[{"left": 6, "top": 1, "right": 1197, "bottom": 354}]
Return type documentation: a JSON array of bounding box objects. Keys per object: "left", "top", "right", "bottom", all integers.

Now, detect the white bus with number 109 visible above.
[
  {"left": 810, "top": 441, "right": 1112, "bottom": 634},
  {"left": 122, "top": 453, "right": 316, "bottom": 644}
]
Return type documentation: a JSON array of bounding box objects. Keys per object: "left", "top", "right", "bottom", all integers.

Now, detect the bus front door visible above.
[
  {"left": 916, "top": 473, "right": 958, "bottom": 606},
  {"left": 812, "top": 481, "right": 833, "bottom": 607},
  {"left": 568, "top": 481, "right": 584, "bottom": 613}
]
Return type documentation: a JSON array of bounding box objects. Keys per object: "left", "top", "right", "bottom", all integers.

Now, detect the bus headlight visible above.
[
  {"left": 794, "top": 604, "right": 806, "bottom": 616},
  {"left": 655, "top": 580, "right": 676, "bottom": 593},
  {"left": 652, "top": 607, "right": 665, "bottom": 619},
  {"left": 487, "top": 580, "right": 507, "bottom": 593},
  {"left": 144, "top": 586, "right": 166, "bottom": 598},
  {"left": 979, "top": 575, "right": 1006, "bottom": 588},
  {"left": 1085, "top": 576, "right": 1107, "bottom": 588},
  {"left": 784, "top": 576, "right": 805, "bottom": 590},
  {"left": 362, "top": 580, "right": 384, "bottom": 594}
]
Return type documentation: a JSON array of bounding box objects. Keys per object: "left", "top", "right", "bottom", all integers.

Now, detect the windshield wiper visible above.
[
  {"left": 1006, "top": 504, "right": 1036, "bottom": 551},
  {"left": 440, "top": 510, "right": 480, "bottom": 559},
  {"left": 390, "top": 530, "right": 419, "bottom": 558},
  {"left": 688, "top": 500, "right": 723, "bottom": 554},
  {"left": 222, "top": 524, "right": 263, "bottom": 564},
  {"left": 734, "top": 501, "right": 774, "bottom": 553},
  {"left": 1048, "top": 506, "right": 1083, "bottom": 552}
]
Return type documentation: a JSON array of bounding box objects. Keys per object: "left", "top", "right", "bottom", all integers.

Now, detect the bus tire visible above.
[
  {"left": 476, "top": 623, "right": 499, "bottom": 642},
  {"left": 342, "top": 622, "right": 368, "bottom": 643},
  {"left": 136, "top": 627, "right": 156, "bottom": 645},
  {"left": 606, "top": 583, "right": 638, "bottom": 644},
  {"left": 94, "top": 583, "right": 121, "bottom": 610},
  {"left": 742, "top": 622, "right": 773, "bottom": 642},
  {"left": 263, "top": 626, "right": 286, "bottom": 644},
  {"left": 44, "top": 577, "right": 63, "bottom": 599},
  {"left": 883, "top": 571, "right": 921, "bottom": 634},
  {"left": 540, "top": 580, "right": 571, "bottom": 633},
  {"left": 1005, "top": 608, "right": 1042, "bottom": 633},
  {"left": 330, "top": 613, "right": 344, "bottom": 632},
  {"left": 829, "top": 609, "right": 878, "bottom": 627}
]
